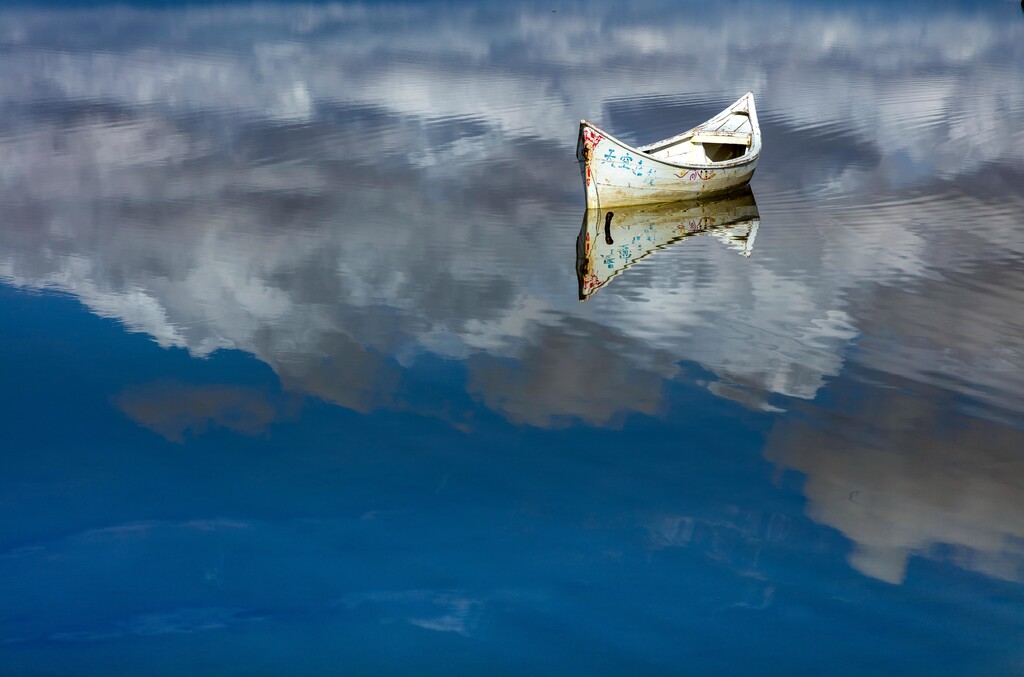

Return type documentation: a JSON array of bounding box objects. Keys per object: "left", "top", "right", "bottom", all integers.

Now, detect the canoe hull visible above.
[
  {"left": 576, "top": 94, "right": 760, "bottom": 208},
  {"left": 578, "top": 148, "right": 757, "bottom": 208}
]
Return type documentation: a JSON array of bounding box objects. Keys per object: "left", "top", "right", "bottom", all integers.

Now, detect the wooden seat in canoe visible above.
[{"left": 692, "top": 131, "right": 752, "bottom": 147}]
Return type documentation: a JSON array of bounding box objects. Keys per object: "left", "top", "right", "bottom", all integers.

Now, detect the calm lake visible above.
[{"left": 1, "top": 0, "right": 1023, "bottom": 674}]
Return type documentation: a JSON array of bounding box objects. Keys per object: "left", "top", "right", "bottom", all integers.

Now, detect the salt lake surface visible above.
[{"left": 1, "top": 1, "right": 1023, "bottom": 674}]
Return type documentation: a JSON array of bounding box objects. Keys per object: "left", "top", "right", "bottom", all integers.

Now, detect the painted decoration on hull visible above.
[
  {"left": 580, "top": 127, "right": 604, "bottom": 186},
  {"left": 584, "top": 142, "right": 756, "bottom": 208}
]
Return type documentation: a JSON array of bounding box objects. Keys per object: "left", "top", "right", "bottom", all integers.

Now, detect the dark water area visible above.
[{"left": 1, "top": 1, "right": 1023, "bottom": 674}]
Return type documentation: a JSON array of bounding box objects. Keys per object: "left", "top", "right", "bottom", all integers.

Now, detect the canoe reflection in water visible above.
[{"left": 576, "top": 187, "right": 760, "bottom": 300}]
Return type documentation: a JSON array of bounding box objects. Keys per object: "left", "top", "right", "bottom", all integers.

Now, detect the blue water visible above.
[{"left": 1, "top": 1, "right": 1023, "bottom": 674}]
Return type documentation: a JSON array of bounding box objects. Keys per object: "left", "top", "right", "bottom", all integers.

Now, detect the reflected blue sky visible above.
[{"left": 1, "top": 0, "right": 1023, "bottom": 674}]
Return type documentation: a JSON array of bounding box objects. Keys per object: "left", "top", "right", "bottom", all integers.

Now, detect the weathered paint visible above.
[
  {"left": 575, "top": 187, "right": 760, "bottom": 300},
  {"left": 579, "top": 127, "right": 604, "bottom": 187},
  {"left": 576, "top": 93, "right": 761, "bottom": 209}
]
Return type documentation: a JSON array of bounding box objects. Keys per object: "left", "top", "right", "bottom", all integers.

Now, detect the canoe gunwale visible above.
[{"left": 577, "top": 122, "right": 758, "bottom": 171}]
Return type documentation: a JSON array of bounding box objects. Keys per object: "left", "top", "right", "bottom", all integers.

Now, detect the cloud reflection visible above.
[
  {"left": 0, "top": 0, "right": 1020, "bottom": 430},
  {"left": 116, "top": 382, "right": 291, "bottom": 442},
  {"left": 50, "top": 608, "right": 263, "bottom": 642},
  {"left": 767, "top": 380, "right": 1024, "bottom": 584},
  {"left": 337, "top": 590, "right": 484, "bottom": 637}
]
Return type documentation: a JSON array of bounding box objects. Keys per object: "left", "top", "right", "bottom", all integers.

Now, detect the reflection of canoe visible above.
[
  {"left": 576, "top": 93, "right": 761, "bottom": 208},
  {"left": 576, "top": 188, "right": 760, "bottom": 301}
]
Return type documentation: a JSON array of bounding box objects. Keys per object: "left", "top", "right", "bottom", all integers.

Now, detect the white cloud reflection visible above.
[
  {"left": 766, "top": 381, "right": 1024, "bottom": 585},
  {"left": 0, "top": 0, "right": 1021, "bottom": 429}
]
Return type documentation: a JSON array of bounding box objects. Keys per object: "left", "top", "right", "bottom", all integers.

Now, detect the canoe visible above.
[
  {"left": 576, "top": 92, "right": 761, "bottom": 208},
  {"left": 576, "top": 187, "right": 759, "bottom": 301}
]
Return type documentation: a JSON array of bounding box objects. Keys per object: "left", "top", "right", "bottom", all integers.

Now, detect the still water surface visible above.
[{"left": 1, "top": 1, "right": 1023, "bottom": 673}]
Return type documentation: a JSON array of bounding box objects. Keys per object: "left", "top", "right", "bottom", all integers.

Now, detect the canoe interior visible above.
[{"left": 642, "top": 110, "right": 754, "bottom": 165}]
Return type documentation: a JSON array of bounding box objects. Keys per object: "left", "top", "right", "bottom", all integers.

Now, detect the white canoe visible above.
[
  {"left": 576, "top": 92, "right": 761, "bottom": 208},
  {"left": 576, "top": 187, "right": 759, "bottom": 300}
]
